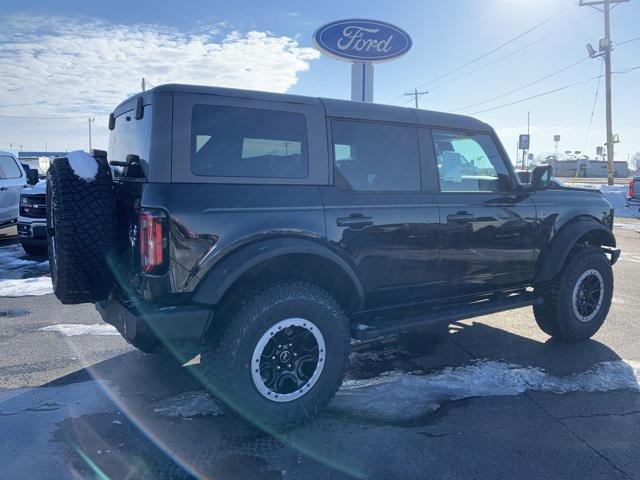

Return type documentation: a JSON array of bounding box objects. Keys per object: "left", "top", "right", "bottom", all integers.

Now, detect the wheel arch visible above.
[
  {"left": 535, "top": 217, "right": 616, "bottom": 284},
  {"left": 192, "top": 237, "right": 365, "bottom": 316}
]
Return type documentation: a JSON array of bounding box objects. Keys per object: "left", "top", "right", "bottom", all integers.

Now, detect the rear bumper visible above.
[
  {"left": 95, "top": 298, "right": 212, "bottom": 343},
  {"left": 626, "top": 197, "right": 640, "bottom": 208}
]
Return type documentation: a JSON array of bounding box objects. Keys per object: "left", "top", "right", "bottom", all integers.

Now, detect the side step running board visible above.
[{"left": 352, "top": 293, "right": 542, "bottom": 340}]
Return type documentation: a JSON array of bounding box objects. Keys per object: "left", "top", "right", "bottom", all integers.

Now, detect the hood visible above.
[{"left": 22, "top": 180, "right": 46, "bottom": 195}]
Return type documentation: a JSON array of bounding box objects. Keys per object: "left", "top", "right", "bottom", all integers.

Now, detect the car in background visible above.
[
  {"left": 17, "top": 180, "right": 47, "bottom": 254},
  {"left": 626, "top": 177, "right": 640, "bottom": 210},
  {"left": 0, "top": 151, "right": 35, "bottom": 229}
]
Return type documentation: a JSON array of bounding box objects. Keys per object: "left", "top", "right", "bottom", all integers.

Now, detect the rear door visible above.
[
  {"left": 0, "top": 155, "right": 25, "bottom": 224},
  {"left": 321, "top": 119, "right": 440, "bottom": 309},
  {"left": 428, "top": 129, "right": 536, "bottom": 297}
]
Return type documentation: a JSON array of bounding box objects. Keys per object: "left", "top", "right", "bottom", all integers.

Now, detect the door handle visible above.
[
  {"left": 447, "top": 212, "right": 475, "bottom": 223},
  {"left": 337, "top": 214, "right": 374, "bottom": 229}
]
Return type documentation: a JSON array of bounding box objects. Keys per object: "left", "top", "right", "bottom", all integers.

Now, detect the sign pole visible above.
[{"left": 351, "top": 62, "right": 374, "bottom": 102}]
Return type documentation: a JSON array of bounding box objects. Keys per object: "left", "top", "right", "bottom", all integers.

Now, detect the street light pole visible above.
[{"left": 88, "top": 117, "right": 95, "bottom": 152}]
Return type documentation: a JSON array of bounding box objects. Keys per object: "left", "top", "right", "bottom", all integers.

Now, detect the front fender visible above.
[
  {"left": 535, "top": 219, "right": 616, "bottom": 284},
  {"left": 191, "top": 237, "right": 364, "bottom": 308}
]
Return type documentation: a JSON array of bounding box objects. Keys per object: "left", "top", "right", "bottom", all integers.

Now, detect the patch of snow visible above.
[
  {"left": 153, "top": 390, "right": 222, "bottom": 418},
  {"left": 331, "top": 360, "right": 640, "bottom": 422},
  {"left": 0, "top": 277, "right": 53, "bottom": 297},
  {"left": 614, "top": 222, "right": 640, "bottom": 231},
  {"left": 601, "top": 185, "right": 639, "bottom": 218},
  {"left": 66, "top": 150, "right": 98, "bottom": 181},
  {"left": 40, "top": 324, "right": 119, "bottom": 336}
]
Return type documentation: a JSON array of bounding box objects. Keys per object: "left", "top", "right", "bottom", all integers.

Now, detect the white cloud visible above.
[{"left": 0, "top": 13, "right": 319, "bottom": 150}]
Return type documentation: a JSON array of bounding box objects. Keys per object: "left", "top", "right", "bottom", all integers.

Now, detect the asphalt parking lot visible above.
[{"left": 1, "top": 221, "right": 639, "bottom": 480}]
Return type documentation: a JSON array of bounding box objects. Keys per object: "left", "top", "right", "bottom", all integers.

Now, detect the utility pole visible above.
[
  {"left": 404, "top": 88, "right": 429, "bottom": 108},
  {"left": 580, "top": 0, "right": 630, "bottom": 185},
  {"left": 141, "top": 77, "right": 146, "bottom": 92},
  {"left": 88, "top": 117, "right": 95, "bottom": 152}
]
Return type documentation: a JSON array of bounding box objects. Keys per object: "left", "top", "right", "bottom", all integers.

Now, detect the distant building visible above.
[{"left": 543, "top": 157, "right": 628, "bottom": 178}]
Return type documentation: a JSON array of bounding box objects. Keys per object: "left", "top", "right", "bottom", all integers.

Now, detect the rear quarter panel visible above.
[{"left": 140, "top": 183, "right": 327, "bottom": 293}]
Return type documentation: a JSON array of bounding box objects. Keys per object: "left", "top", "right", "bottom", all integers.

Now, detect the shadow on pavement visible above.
[{"left": 7, "top": 320, "right": 635, "bottom": 479}]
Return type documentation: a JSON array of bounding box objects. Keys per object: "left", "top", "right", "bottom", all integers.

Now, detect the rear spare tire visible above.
[{"left": 46, "top": 153, "right": 115, "bottom": 304}]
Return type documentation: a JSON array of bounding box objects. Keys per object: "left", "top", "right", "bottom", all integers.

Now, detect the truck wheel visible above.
[
  {"left": 534, "top": 246, "right": 613, "bottom": 342},
  {"left": 200, "top": 279, "right": 350, "bottom": 428},
  {"left": 46, "top": 156, "right": 115, "bottom": 304}
]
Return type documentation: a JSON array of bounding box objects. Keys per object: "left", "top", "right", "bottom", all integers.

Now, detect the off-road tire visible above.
[
  {"left": 534, "top": 246, "right": 613, "bottom": 342},
  {"left": 200, "top": 279, "right": 350, "bottom": 428},
  {"left": 46, "top": 156, "right": 115, "bottom": 304},
  {"left": 21, "top": 242, "right": 47, "bottom": 256}
]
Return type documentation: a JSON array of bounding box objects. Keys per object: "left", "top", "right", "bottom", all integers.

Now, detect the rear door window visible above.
[
  {"left": 191, "top": 105, "right": 309, "bottom": 179},
  {"left": 0, "top": 155, "right": 22, "bottom": 179},
  {"left": 331, "top": 120, "right": 420, "bottom": 192}
]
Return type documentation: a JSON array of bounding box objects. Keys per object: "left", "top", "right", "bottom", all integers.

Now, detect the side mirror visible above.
[
  {"left": 531, "top": 165, "right": 553, "bottom": 190},
  {"left": 26, "top": 168, "right": 39, "bottom": 185}
]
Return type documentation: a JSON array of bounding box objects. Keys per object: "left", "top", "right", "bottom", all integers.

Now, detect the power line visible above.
[
  {"left": 427, "top": 35, "right": 549, "bottom": 93},
  {"left": 583, "top": 59, "right": 605, "bottom": 151},
  {"left": 468, "top": 66, "right": 640, "bottom": 115},
  {"left": 616, "top": 35, "right": 640, "bottom": 46},
  {"left": 451, "top": 56, "right": 590, "bottom": 113},
  {"left": 413, "top": 17, "right": 552, "bottom": 90}
]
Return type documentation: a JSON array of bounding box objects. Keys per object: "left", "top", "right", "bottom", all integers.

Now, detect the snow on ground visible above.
[
  {"left": 39, "top": 324, "right": 119, "bottom": 336},
  {"left": 0, "top": 277, "right": 53, "bottom": 297},
  {"left": 152, "top": 390, "right": 222, "bottom": 418},
  {"left": 600, "top": 185, "right": 639, "bottom": 218},
  {"left": 331, "top": 359, "right": 640, "bottom": 422},
  {"left": 66, "top": 150, "right": 98, "bottom": 181}
]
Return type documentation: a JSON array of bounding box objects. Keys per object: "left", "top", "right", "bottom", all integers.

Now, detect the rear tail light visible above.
[
  {"left": 628, "top": 179, "right": 635, "bottom": 199},
  {"left": 139, "top": 209, "right": 167, "bottom": 274}
]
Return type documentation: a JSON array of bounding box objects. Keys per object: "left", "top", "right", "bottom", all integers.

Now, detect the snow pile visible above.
[
  {"left": 600, "top": 184, "right": 638, "bottom": 218},
  {"left": 66, "top": 150, "right": 98, "bottom": 181},
  {"left": 0, "top": 277, "right": 53, "bottom": 297},
  {"left": 153, "top": 390, "right": 223, "bottom": 417},
  {"left": 40, "top": 324, "right": 119, "bottom": 336},
  {"left": 331, "top": 360, "right": 640, "bottom": 422}
]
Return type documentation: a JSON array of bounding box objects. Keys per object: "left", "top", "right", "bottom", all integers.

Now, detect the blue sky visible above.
[{"left": 1, "top": 0, "right": 639, "bottom": 163}]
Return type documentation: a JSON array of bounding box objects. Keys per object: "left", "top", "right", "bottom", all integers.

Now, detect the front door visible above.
[
  {"left": 321, "top": 119, "right": 441, "bottom": 309},
  {"left": 429, "top": 129, "right": 536, "bottom": 297}
]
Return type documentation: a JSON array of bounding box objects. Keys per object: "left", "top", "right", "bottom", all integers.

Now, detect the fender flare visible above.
[
  {"left": 191, "top": 237, "right": 365, "bottom": 309},
  {"left": 535, "top": 219, "right": 616, "bottom": 284}
]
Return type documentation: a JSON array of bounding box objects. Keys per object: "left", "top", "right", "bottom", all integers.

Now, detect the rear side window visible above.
[
  {"left": 331, "top": 120, "right": 420, "bottom": 192},
  {"left": 191, "top": 105, "right": 309, "bottom": 179},
  {"left": 0, "top": 155, "right": 22, "bottom": 179},
  {"left": 432, "top": 130, "right": 511, "bottom": 192}
]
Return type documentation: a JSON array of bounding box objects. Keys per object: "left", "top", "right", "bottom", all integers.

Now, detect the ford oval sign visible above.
[{"left": 313, "top": 19, "right": 412, "bottom": 63}]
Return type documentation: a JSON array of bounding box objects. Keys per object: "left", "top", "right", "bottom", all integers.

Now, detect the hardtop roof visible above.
[{"left": 114, "top": 83, "right": 492, "bottom": 132}]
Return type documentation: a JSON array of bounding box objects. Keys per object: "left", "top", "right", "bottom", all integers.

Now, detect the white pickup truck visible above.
[{"left": 0, "top": 151, "right": 30, "bottom": 229}]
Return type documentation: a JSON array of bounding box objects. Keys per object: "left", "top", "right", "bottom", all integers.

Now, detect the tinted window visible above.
[
  {"left": 191, "top": 105, "right": 308, "bottom": 178},
  {"left": 332, "top": 120, "right": 420, "bottom": 192},
  {"left": 108, "top": 105, "right": 152, "bottom": 174},
  {"left": 0, "top": 155, "right": 22, "bottom": 179},
  {"left": 432, "top": 130, "right": 511, "bottom": 192}
]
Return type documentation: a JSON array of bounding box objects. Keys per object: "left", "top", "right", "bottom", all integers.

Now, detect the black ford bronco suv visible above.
[{"left": 46, "top": 84, "right": 620, "bottom": 427}]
